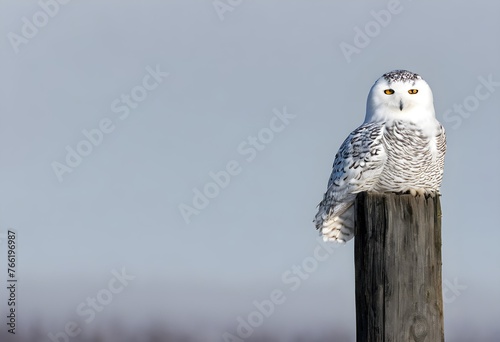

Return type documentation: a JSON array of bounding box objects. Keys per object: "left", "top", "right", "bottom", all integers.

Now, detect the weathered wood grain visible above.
[{"left": 354, "top": 192, "right": 444, "bottom": 342}]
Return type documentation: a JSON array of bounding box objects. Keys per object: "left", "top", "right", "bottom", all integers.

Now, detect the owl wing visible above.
[
  {"left": 435, "top": 124, "right": 446, "bottom": 186},
  {"left": 315, "top": 122, "right": 387, "bottom": 229}
]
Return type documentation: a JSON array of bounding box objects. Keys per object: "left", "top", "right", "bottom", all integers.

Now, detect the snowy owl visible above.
[{"left": 314, "top": 70, "right": 446, "bottom": 243}]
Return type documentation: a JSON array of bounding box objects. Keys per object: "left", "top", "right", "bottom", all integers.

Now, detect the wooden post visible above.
[{"left": 354, "top": 192, "right": 444, "bottom": 342}]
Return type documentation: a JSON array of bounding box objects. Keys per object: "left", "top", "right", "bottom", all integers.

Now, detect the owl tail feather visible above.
[{"left": 315, "top": 203, "right": 355, "bottom": 243}]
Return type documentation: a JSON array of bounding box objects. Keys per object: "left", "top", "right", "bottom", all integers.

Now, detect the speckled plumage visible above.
[
  {"left": 314, "top": 70, "right": 446, "bottom": 243},
  {"left": 383, "top": 69, "right": 420, "bottom": 84}
]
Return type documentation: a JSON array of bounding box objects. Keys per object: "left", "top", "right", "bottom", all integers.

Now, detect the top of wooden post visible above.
[{"left": 354, "top": 192, "right": 444, "bottom": 342}]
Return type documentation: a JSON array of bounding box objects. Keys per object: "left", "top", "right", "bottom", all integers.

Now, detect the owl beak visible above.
[{"left": 399, "top": 99, "right": 404, "bottom": 111}]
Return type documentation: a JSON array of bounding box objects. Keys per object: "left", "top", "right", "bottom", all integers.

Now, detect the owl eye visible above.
[
  {"left": 384, "top": 89, "right": 394, "bottom": 95},
  {"left": 408, "top": 89, "right": 418, "bottom": 94}
]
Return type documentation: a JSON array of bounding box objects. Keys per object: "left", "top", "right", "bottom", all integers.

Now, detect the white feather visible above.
[{"left": 314, "top": 70, "right": 446, "bottom": 243}]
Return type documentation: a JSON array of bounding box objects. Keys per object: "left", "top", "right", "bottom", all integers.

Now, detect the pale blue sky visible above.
[{"left": 1, "top": 1, "right": 499, "bottom": 340}]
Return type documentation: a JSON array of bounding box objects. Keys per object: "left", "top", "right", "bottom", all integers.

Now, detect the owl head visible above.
[{"left": 364, "top": 70, "right": 436, "bottom": 123}]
